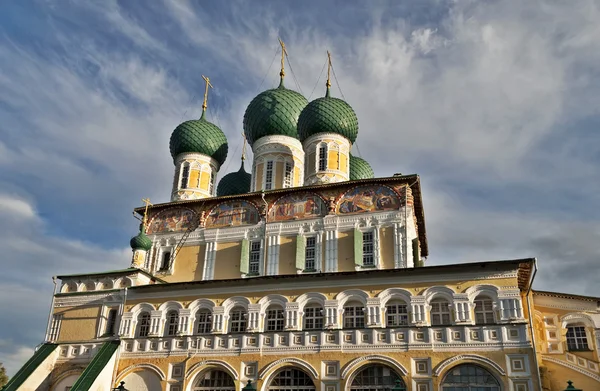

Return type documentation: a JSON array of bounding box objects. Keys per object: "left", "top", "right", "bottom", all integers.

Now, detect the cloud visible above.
[{"left": 0, "top": 195, "right": 36, "bottom": 220}]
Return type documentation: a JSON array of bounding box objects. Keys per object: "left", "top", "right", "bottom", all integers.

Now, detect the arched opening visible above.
[
  {"left": 441, "top": 364, "right": 500, "bottom": 391},
  {"left": 229, "top": 307, "right": 247, "bottom": 333},
  {"left": 430, "top": 298, "right": 451, "bottom": 326},
  {"left": 566, "top": 323, "right": 589, "bottom": 351},
  {"left": 385, "top": 300, "right": 409, "bottom": 327},
  {"left": 137, "top": 312, "right": 151, "bottom": 337},
  {"left": 51, "top": 373, "right": 80, "bottom": 391},
  {"left": 303, "top": 304, "right": 324, "bottom": 330},
  {"left": 165, "top": 310, "right": 179, "bottom": 336},
  {"left": 265, "top": 305, "right": 285, "bottom": 332},
  {"left": 267, "top": 367, "right": 315, "bottom": 391},
  {"left": 349, "top": 364, "right": 405, "bottom": 391},
  {"left": 192, "top": 369, "right": 235, "bottom": 391},
  {"left": 196, "top": 309, "right": 213, "bottom": 334},
  {"left": 474, "top": 295, "right": 495, "bottom": 325},
  {"left": 343, "top": 301, "right": 365, "bottom": 329},
  {"left": 121, "top": 369, "right": 162, "bottom": 391}
]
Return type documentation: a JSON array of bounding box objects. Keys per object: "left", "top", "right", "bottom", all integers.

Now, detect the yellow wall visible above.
[
  {"left": 160, "top": 244, "right": 205, "bottom": 283},
  {"left": 340, "top": 152, "right": 348, "bottom": 173},
  {"left": 279, "top": 236, "right": 296, "bottom": 275},
  {"left": 275, "top": 161, "right": 284, "bottom": 188},
  {"left": 200, "top": 171, "right": 210, "bottom": 190},
  {"left": 338, "top": 231, "right": 355, "bottom": 272},
  {"left": 189, "top": 170, "right": 200, "bottom": 188},
  {"left": 380, "top": 227, "right": 395, "bottom": 269},
  {"left": 255, "top": 163, "right": 263, "bottom": 190},
  {"left": 214, "top": 242, "right": 242, "bottom": 280},
  {"left": 328, "top": 150, "right": 339, "bottom": 170},
  {"left": 542, "top": 360, "right": 598, "bottom": 391},
  {"left": 294, "top": 167, "right": 301, "bottom": 186},
  {"left": 55, "top": 306, "right": 100, "bottom": 342}
]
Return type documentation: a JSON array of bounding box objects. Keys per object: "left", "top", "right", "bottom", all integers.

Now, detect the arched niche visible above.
[
  {"left": 147, "top": 207, "right": 197, "bottom": 234},
  {"left": 337, "top": 185, "right": 401, "bottom": 214},
  {"left": 119, "top": 369, "right": 162, "bottom": 391},
  {"left": 205, "top": 200, "right": 259, "bottom": 229},
  {"left": 268, "top": 193, "right": 326, "bottom": 222}
]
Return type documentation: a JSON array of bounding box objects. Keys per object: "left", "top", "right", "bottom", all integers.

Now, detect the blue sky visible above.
[{"left": 2, "top": 0, "right": 600, "bottom": 376}]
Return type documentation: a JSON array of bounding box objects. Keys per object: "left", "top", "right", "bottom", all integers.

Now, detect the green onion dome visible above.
[
  {"left": 243, "top": 80, "right": 308, "bottom": 146},
  {"left": 349, "top": 154, "right": 374, "bottom": 180},
  {"left": 297, "top": 88, "right": 358, "bottom": 144},
  {"left": 130, "top": 226, "right": 152, "bottom": 251},
  {"left": 169, "top": 113, "right": 229, "bottom": 166},
  {"left": 216, "top": 160, "right": 252, "bottom": 196}
]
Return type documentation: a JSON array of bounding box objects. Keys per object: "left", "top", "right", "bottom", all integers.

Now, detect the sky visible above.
[{"left": 2, "top": 0, "right": 600, "bottom": 376}]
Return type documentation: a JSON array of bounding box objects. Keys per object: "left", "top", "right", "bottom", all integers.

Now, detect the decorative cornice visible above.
[{"left": 542, "top": 356, "right": 600, "bottom": 382}]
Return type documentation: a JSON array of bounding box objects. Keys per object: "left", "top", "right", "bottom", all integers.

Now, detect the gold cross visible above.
[
  {"left": 141, "top": 198, "right": 152, "bottom": 229},
  {"left": 279, "top": 38, "right": 287, "bottom": 78},
  {"left": 241, "top": 131, "right": 247, "bottom": 161},
  {"left": 326, "top": 50, "right": 332, "bottom": 89},
  {"left": 201, "top": 75, "right": 214, "bottom": 112}
]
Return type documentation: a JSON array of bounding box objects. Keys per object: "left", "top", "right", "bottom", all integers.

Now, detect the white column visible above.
[
  {"left": 178, "top": 309, "right": 191, "bottom": 334},
  {"left": 373, "top": 226, "right": 381, "bottom": 268},
  {"left": 324, "top": 300, "right": 339, "bottom": 328},
  {"left": 324, "top": 230, "right": 338, "bottom": 272},
  {"left": 247, "top": 304, "right": 261, "bottom": 331},
  {"left": 203, "top": 242, "right": 217, "bottom": 280},
  {"left": 212, "top": 307, "right": 224, "bottom": 333},
  {"left": 393, "top": 223, "right": 404, "bottom": 268},
  {"left": 366, "top": 298, "right": 382, "bottom": 327},
  {"left": 150, "top": 311, "right": 162, "bottom": 335},
  {"left": 267, "top": 235, "right": 280, "bottom": 276},
  {"left": 410, "top": 297, "right": 427, "bottom": 325},
  {"left": 285, "top": 303, "right": 299, "bottom": 329}
]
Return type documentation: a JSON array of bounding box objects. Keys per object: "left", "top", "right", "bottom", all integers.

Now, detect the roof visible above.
[
  {"left": 1, "top": 343, "right": 57, "bottom": 391},
  {"left": 533, "top": 290, "right": 600, "bottom": 302},
  {"left": 56, "top": 267, "right": 166, "bottom": 283},
  {"left": 134, "top": 173, "right": 430, "bottom": 256},
  {"left": 70, "top": 341, "right": 120, "bottom": 391},
  {"left": 126, "top": 258, "right": 536, "bottom": 294}
]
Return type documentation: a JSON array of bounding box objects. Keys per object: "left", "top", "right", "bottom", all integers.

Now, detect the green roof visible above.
[
  {"left": 349, "top": 154, "right": 374, "bottom": 180},
  {"left": 297, "top": 87, "right": 358, "bottom": 143},
  {"left": 217, "top": 160, "right": 251, "bottom": 196},
  {"left": 1, "top": 344, "right": 57, "bottom": 391},
  {"left": 70, "top": 341, "right": 120, "bottom": 391},
  {"left": 169, "top": 114, "right": 228, "bottom": 165},
  {"left": 243, "top": 80, "right": 308, "bottom": 146},
  {"left": 130, "top": 226, "right": 152, "bottom": 251}
]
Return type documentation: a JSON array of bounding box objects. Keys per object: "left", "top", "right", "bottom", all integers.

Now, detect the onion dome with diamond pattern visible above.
[
  {"left": 217, "top": 160, "right": 251, "bottom": 196},
  {"left": 297, "top": 87, "right": 358, "bottom": 144},
  {"left": 130, "top": 226, "right": 152, "bottom": 251},
  {"left": 349, "top": 154, "right": 374, "bottom": 180},
  {"left": 169, "top": 112, "right": 229, "bottom": 166},
  {"left": 243, "top": 80, "right": 308, "bottom": 146}
]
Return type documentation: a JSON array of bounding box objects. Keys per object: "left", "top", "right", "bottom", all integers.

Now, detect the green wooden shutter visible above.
[
  {"left": 354, "top": 228, "right": 363, "bottom": 266},
  {"left": 296, "top": 235, "right": 306, "bottom": 270},
  {"left": 240, "top": 239, "right": 249, "bottom": 274}
]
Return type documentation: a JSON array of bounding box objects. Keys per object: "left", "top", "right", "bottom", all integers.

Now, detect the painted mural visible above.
[
  {"left": 205, "top": 201, "right": 259, "bottom": 229},
  {"left": 147, "top": 208, "right": 197, "bottom": 234},
  {"left": 268, "top": 193, "right": 326, "bottom": 222},
  {"left": 337, "top": 185, "right": 401, "bottom": 214}
]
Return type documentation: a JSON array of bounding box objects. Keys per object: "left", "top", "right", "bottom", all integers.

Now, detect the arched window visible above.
[
  {"left": 474, "top": 296, "right": 495, "bottom": 325},
  {"left": 386, "top": 300, "right": 409, "bottom": 327},
  {"left": 192, "top": 369, "right": 235, "bottom": 391},
  {"left": 284, "top": 161, "right": 294, "bottom": 188},
  {"left": 137, "top": 312, "right": 151, "bottom": 337},
  {"left": 350, "top": 365, "right": 405, "bottom": 391},
  {"left": 566, "top": 324, "right": 589, "bottom": 351},
  {"left": 266, "top": 305, "right": 285, "bottom": 331},
  {"left": 166, "top": 310, "right": 179, "bottom": 336},
  {"left": 265, "top": 161, "right": 274, "bottom": 190},
  {"left": 267, "top": 368, "right": 315, "bottom": 391},
  {"left": 209, "top": 171, "right": 216, "bottom": 194},
  {"left": 430, "top": 298, "right": 451, "bottom": 326},
  {"left": 318, "top": 144, "right": 328, "bottom": 171},
  {"left": 196, "top": 309, "right": 212, "bottom": 334},
  {"left": 344, "top": 302, "right": 365, "bottom": 329},
  {"left": 180, "top": 163, "right": 190, "bottom": 189},
  {"left": 229, "top": 307, "right": 247, "bottom": 333},
  {"left": 441, "top": 364, "right": 500, "bottom": 391},
  {"left": 303, "top": 305, "right": 324, "bottom": 330}
]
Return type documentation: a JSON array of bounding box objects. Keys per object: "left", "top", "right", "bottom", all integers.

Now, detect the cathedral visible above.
[{"left": 3, "top": 44, "right": 599, "bottom": 391}]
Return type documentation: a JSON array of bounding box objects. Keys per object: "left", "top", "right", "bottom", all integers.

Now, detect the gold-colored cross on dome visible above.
[
  {"left": 241, "top": 131, "right": 247, "bottom": 161},
  {"left": 279, "top": 38, "right": 287, "bottom": 78},
  {"left": 141, "top": 198, "right": 152, "bottom": 229},
  {"left": 201, "top": 75, "right": 213, "bottom": 113},
  {"left": 326, "top": 50, "right": 332, "bottom": 89}
]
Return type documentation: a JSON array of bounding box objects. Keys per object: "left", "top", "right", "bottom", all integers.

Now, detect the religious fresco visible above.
[
  {"left": 147, "top": 208, "right": 197, "bottom": 234},
  {"left": 205, "top": 201, "right": 259, "bottom": 229},
  {"left": 268, "top": 193, "right": 326, "bottom": 222},
  {"left": 337, "top": 185, "right": 401, "bottom": 214}
]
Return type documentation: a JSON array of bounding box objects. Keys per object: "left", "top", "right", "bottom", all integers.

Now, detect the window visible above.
[
  {"left": 303, "top": 306, "right": 324, "bottom": 330},
  {"left": 362, "top": 232, "right": 374, "bottom": 266},
  {"left": 566, "top": 326, "right": 589, "bottom": 351},
  {"left": 166, "top": 310, "right": 179, "bottom": 336},
  {"left": 192, "top": 369, "right": 235, "bottom": 391},
  {"left": 474, "top": 296, "right": 495, "bottom": 325},
  {"left": 430, "top": 299, "right": 451, "bottom": 325},
  {"left": 267, "top": 368, "right": 315, "bottom": 391},
  {"left": 266, "top": 306, "right": 285, "bottom": 331},
  {"left": 196, "top": 310, "right": 212, "bottom": 334},
  {"left": 441, "top": 364, "right": 500, "bottom": 391},
  {"left": 265, "top": 161, "right": 274, "bottom": 190},
  {"left": 105, "top": 309, "right": 118, "bottom": 336},
  {"left": 180, "top": 164, "right": 190, "bottom": 189},
  {"left": 386, "top": 301, "right": 409, "bottom": 327},
  {"left": 249, "top": 241, "right": 261, "bottom": 275},
  {"left": 350, "top": 365, "right": 405, "bottom": 391},
  {"left": 305, "top": 237, "right": 316, "bottom": 271},
  {"left": 229, "top": 307, "right": 247, "bottom": 333},
  {"left": 48, "top": 314, "right": 62, "bottom": 341},
  {"left": 284, "top": 162, "right": 293, "bottom": 188},
  {"left": 137, "top": 312, "right": 151, "bottom": 337},
  {"left": 208, "top": 171, "right": 215, "bottom": 194},
  {"left": 160, "top": 250, "right": 171, "bottom": 271},
  {"left": 318, "top": 144, "right": 327, "bottom": 171},
  {"left": 344, "top": 303, "right": 365, "bottom": 329}
]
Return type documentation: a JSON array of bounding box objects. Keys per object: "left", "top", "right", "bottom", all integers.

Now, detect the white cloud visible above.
[{"left": 0, "top": 195, "right": 36, "bottom": 220}]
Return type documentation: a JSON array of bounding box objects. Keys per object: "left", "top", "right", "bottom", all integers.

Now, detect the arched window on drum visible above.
[{"left": 441, "top": 364, "right": 500, "bottom": 391}]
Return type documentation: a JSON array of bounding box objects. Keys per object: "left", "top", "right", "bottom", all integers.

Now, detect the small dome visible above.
[
  {"left": 217, "top": 161, "right": 252, "bottom": 197},
  {"left": 349, "top": 154, "right": 374, "bottom": 180},
  {"left": 297, "top": 88, "right": 358, "bottom": 144},
  {"left": 130, "top": 227, "right": 152, "bottom": 251},
  {"left": 169, "top": 115, "right": 228, "bottom": 166},
  {"left": 243, "top": 81, "right": 308, "bottom": 146}
]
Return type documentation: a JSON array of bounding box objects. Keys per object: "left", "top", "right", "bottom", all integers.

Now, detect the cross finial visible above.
[
  {"left": 326, "top": 50, "right": 332, "bottom": 97},
  {"left": 141, "top": 198, "right": 152, "bottom": 230},
  {"left": 279, "top": 38, "right": 287, "bottom": 80},
  {"left": 241, "top": 132, "right": 247, "bottom": 162},
  {"left": 201, "top": 75, "right": 214, "bottom": 118}
]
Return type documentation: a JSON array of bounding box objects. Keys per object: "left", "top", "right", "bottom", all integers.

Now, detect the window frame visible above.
[
  {"left": 304, "top": 236, "right": 317, "bottom": 271},
  {"left": 343, "top": 303, "right": 366, "bottom": 329},
  {"left": 474, "top": 296, "right": 495, "bottom": 325},
  {"left": 303, "top": 305, "right": 324, "bottom": 330},
  {"left": 385, "top": 301, "right": 409, "bottom": 327},
  {"left": 195, "top": 309, "right": 213, "bottom": 334},
  {"left": 265, "top": 160, "right": 274, "bottom": 190},
  {"left": 180, "top": 163, "right": 190, "bottom": 189},
  {"left": 318, "top": 144, "right": 328, "bottom": 171},
  {"left": 249, "top": 240, "right": 261, "bottom": 275},
  {"left": 283, "top": 161, "right": 293, "bottom": 188},
  {"left": 265, "top": 306, "right": 285, "bottom": 332},
  {"left": 566, "top": 325, "right": 590, "bottom": 351},
  {"left": 362, "top": 231, "right": 375, "bottom": 266},
  {"left": 137, "top": 312, "right": 151, "bottom": 337},
  {"left": 430, "top": 298, "right": 452, "bottom": 326},
  {"left": 165, "top": 310, "right": 179, "bottom": 336},
  {"left": 229, "top": 307, "right": 247, "bottom": 333}
]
